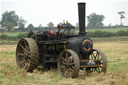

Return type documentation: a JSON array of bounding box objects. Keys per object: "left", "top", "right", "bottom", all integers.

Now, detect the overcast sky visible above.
[{"left": 0, "top": 0, "right": 128, "bottom": 27}]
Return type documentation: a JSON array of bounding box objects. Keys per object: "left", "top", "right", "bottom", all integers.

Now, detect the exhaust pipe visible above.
[{"left": 78, "top": 3, "right": 86, "bottom": 35}]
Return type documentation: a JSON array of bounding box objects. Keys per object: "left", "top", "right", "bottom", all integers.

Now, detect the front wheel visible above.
[
  {"left": 58, "top": 49, "right": 80, "bottom": 78},
  {"left": 86, "top": 49, "right": 107, "bottom": 73}
]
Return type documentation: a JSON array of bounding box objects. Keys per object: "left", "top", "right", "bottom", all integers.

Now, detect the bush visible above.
[
  {"left": 0, "top": 34, "right": 8, "bottom": 39},
  {"left": 117, "top": 30, "right": 128, "bottom": 36},
  {"left": 87, "top": 30, "right": 128, "bottom": 37},
  {"left": 17, "top": 33, "right": 27, "bottom": 39},
  {"left": 0, "top": 30, "right": 128, "bottom": 40},
  {"left": 87, "top": 31, "right": 114, "bottom": 37},
  {"left": 0, "top": 33, "right": 28, "bottom": 40}
]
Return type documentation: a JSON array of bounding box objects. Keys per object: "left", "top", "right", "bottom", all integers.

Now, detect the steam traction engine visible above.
[{"left": 16, "top": 3, "right": 107, "bottom": 78}]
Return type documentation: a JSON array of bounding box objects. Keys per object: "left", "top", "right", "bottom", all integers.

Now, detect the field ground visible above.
[{"left": 0, "top": 40, "right": 128, "bottom": 85}]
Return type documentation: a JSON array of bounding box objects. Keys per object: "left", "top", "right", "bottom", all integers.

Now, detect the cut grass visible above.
[{"left": 0, "top": 41, "right": 128, "bottom": 85}]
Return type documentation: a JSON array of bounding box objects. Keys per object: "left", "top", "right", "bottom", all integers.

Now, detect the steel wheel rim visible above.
[
  {"left": 16, "top": 39, "right": 31, "bottom": 71},
  {"left": 58, "top": 49, "right": 80, "bottom": 78},
  {"left": 60, "top": 51, "right": 74, "bottom": 77},
  {"left": 87, "top": 49, "right": 107, "bottom": 73}
]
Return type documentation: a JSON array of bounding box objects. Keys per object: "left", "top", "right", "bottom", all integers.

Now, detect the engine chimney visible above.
[{"left": 78, "top": 3, "right": 86, "bottom": 35}]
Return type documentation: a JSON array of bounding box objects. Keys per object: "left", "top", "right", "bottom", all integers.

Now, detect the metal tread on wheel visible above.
[
  {"left": 16, "top": 38, "right": 39, "bottom": 72},
  {"left": 58, "top": 49, "right": 80, "bottom": 78}
]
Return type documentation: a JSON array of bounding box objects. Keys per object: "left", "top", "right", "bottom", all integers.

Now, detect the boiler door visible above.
[{"left": 80, "top": 39, "right": 93, "bottom": 54}]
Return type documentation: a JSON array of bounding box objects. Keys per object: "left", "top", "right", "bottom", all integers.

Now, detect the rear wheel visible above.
[
  {"left": 58, "top": 49, "right": 80, "bottom": 78},
  {"left": 16, "top": 38, "right": 39, "bottom": 72}
]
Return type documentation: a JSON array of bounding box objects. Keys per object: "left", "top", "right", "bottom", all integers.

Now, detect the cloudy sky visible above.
[{"left": 0, "top": 0, "right": 128, "bottom": 27}]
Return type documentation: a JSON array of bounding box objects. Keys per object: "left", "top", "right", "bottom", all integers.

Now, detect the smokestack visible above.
[{"left": 78, "top": 3, "right": 86, "bottom": 35}]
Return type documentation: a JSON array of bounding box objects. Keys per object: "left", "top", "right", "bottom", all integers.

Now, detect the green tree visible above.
[
  {"left": 1, "top": 11, "right": 19, "bottom": 31},
  {"left": 5, "top": 22, "right": 14, "bottom": 31},
  {"left": 27, "top": 24, "right": 34, "bottom": 29},
  {"left": 87, "top": 13, "right": 105, "bottom": 28},
  {"left": 19, "top": 17, "right": 27, "bottom": 30},
  {"left": 47, "top": 22, "right": 54, "bottom": 27},
  {"left": 118, "top": 11, "right": 125, "bottom": 26}
]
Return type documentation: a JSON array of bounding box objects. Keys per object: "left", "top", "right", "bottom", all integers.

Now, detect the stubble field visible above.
[{"left": 0, "top": 41, "right": 128, "bottom": 85}]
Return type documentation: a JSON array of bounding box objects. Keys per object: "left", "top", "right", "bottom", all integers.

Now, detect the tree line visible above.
[
  {"left": 0, "top": 11, "right": 55, "bottom": 31},
  {"left": 0, "top": 10, "right": 126, "bottom": 31}
]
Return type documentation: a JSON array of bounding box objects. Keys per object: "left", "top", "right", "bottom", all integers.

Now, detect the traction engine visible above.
[{"left": 16, "top": 3, "right": 107, "bottom": 78}]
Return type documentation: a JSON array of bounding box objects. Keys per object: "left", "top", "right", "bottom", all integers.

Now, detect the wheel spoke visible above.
[
  {"left": 27, "top": 53, "right": 31, "bottom": 58},
  {"left": 19, "top": 59, "right": 25, "bottom": 65},
  {"left": 99, "top": 67, "right": 103, "bottom": 72},
  {"left": 89, "top": 68, "right": 92, "bottom": 72},
  {"left": 96, "top": 68, "right": 100, "bottom": 72},
  {"left": 17, "top": 53, "right": 24, "bottom": 56},
  {"left": 23, "top": 40, "right": 28, "bottom": 49},
  {"left": 19, "top": 43, "right": 28, "bottom": 54},
  {"left": 28, "top": 50, "right": 31, "bottom": 55},
  {"left": 68, "top": 56, "right": 73, "bottom": 63},
  {"left": 62, "top": 61, "right": 66, "bottom": 65},
  {"left": 65, "top": 52, "right": 68, "bottom": 61},
  {"left": 64, "top": 70, "right": 68, "bottom": 77},
  {"left": 93, "top": 68, "right": 96, "bottom": 72},
  {"left": 24, "top": 63, "right": 28, "bottom": 69},
  {"left": 27, "top": 58, "right": 31, "bottom": 64},
  {"left": 20, "top": 42, "right": 31, "bottom": 58},
  {"left": 23, "top": 40, "right": 30, "bottom": 52},
  {"left": 94, "top": 68, "right": 96, "bottom": 72},
  {"left": 91, "top": 53, "right": 95, "bottom": 59},
  {"left": 94, "top": 52, "right": 97, "bottom": 59},
  {"left": 96, "top": 52, "right": 99, "bottom": 59},
  {"left": 24, "top": 62, "right": 30, "bottom": 70},
  {"left": 64, "top": 69, "right": 71, "bottom": 77},
  {"left": 69, "top": 63, "right": 75, "bottom": 66},
  {"left": 61, "top": 57, "right": 66, "bottom": 62},
  {"left": 20, "top": 43, "right": 25, "bottom": 50}
]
